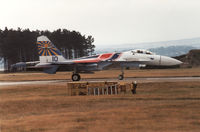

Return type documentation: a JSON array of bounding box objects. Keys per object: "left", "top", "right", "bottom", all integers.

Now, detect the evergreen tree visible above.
[{"left": 0, "top": 27, "right": 95, "bottom": 69}]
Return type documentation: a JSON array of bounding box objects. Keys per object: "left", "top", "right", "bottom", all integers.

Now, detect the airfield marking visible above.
[{"left": 0, "top": 80, "right": 63, "bottom": 87}]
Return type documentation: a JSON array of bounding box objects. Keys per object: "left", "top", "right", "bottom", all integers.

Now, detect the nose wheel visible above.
[
  {"left": 72, "top": 73, "right": 81, "bottom": 81},
  {"left": 118, "top": 74, "right": 124, "bottom": 80},
  {"left": 118, "top": 66, "right": 124, "bottom": 80}
]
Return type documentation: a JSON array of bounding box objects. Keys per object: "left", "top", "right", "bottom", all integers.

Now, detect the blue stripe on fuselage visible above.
[{"left": 107, "top": 53, "right": 120, "bottom": 61}]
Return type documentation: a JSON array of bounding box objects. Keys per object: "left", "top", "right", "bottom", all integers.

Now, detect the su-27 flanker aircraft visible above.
[{"left": 34, "top": 35, "right": 182, "bottom": 81}]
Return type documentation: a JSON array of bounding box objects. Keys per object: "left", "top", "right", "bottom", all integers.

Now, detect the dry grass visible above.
[
  {"left": 1, "top": 81, "right": 200, "bottom": 132},
  {"left": 0, "top": 67, "right": 200, "bottom": 81}
]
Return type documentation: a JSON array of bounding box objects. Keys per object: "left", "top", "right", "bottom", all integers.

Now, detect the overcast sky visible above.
[{"left": 1, "top": 0, "right": 200, "bottom": 46}]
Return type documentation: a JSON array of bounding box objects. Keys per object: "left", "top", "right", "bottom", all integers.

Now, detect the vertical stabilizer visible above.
[{"left": 37, "top": 36, "right": 66, "bottom": 63}]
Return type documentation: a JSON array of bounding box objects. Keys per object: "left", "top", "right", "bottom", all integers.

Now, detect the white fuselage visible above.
[{"left": 116, "top": 50, "right": 182, "bottom": 66}]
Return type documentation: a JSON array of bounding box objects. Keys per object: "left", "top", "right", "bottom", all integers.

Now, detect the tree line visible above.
[{"left": 0, "top": 27, "right": 95, "bottom": 70}]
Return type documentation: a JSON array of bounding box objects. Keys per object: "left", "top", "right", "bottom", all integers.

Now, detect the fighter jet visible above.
[{"left": 35, "top": 35, "right": 182, "bottom": 81}]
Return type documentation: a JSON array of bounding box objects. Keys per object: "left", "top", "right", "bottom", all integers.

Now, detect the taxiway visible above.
[{"left": 1, "top": 76, "right": 200, "bottom": 87}]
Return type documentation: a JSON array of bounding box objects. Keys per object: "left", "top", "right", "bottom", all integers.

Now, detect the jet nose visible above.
[
  {"left": 175, "top": 59, "right": 183, "bottom": 65},
  {"left": 160, "top": 56, "right": 183, "bottom": 66}
]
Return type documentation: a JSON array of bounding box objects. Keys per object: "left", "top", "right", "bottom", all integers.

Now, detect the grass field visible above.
[
  {"left": 0, "top": 67, "right": 200, "bottom": 81},
  {"left": 1, "top": 81, "right": 200, "bottom": 132}
]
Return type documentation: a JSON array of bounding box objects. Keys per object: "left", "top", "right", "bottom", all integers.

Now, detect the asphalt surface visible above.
[{"left": 0, "top": 77, "right": 200, "bottom": 87}]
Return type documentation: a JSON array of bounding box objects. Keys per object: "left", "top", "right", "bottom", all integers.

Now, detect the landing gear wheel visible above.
[
  {"left": 118, "top": 74, "right": 124, "bottom": 80},
  {"left": 72, "top": 74, "right": 81, "bottom": 81}
]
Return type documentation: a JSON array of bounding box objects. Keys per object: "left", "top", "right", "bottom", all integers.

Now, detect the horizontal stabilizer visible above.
[{"left": 43, "top": 65, "right": 59, "bottom": 74}]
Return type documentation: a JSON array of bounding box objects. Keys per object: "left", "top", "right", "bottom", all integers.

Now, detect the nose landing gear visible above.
[
  {"left": 118, "top": 74, "right": 124, "bottom": 80},
  {"left": 118, "top": 66, "right": 124, "bottom": 80}
]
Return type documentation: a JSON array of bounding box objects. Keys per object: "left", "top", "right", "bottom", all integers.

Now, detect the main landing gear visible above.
[
  {"left": 72, "top": 73, "right": 81, "bottom": 81},
  {"left": 118, "top": 67, "right": 124, "bottom": 80},
  {"left": 72, "top": 66, "right": 81, "bottom": 81}
]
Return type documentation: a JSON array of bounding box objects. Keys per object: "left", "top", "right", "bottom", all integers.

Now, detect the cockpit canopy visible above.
[{"left": 131, "top": 49, "right": 155, "bottom": 55}]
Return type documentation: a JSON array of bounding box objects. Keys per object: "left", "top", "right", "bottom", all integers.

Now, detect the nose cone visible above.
[{"left": 161, "top": 56, "right": 182, "bottom": 66}]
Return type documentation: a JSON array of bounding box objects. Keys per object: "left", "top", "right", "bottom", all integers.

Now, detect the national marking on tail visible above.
[{"left": 37, "top": 36, "right": 62, "bottom": 56}]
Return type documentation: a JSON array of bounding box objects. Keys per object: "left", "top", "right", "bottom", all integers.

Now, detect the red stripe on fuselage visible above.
[
  {"left": 99, "top": 53, "right": 113, "bottom": 60},
  {"left": 74, "top": 59, "right": 100, "bottom": 63},
  {"left": 73, "top": 53, "right": 114, "bottom": 63}
]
